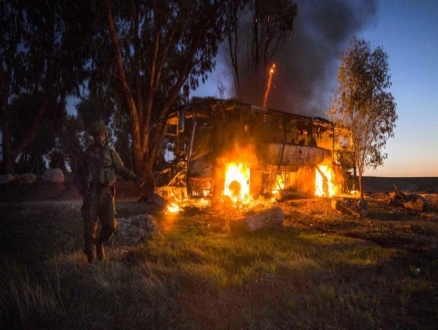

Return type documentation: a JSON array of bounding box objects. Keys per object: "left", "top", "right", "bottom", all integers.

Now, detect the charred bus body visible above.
[{"left": 154, "top": 99, "right": 354, "bottom": 203}]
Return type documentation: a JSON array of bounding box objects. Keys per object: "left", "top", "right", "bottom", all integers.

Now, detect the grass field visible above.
[{"left": 1, "top": 178, "right": 438, "bottom": 329}]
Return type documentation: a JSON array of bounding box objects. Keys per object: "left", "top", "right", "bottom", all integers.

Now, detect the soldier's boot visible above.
[{"left": 96, "top": 242, "right": 105, "bottom": 261}]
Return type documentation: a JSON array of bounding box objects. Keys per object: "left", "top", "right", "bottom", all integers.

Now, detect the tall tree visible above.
[
  {"left": 329, "top": 37, "right": 397, "bottom": 199},
  {"left": 9, "top": 92, "right": 61, "bottom": 173},
  {"left": 51, "top": 113, "right": 84, "bottom": 171},
  {"left": 100, "top": 0, "right": 228, "bottom": 194},
  {"left": 0, "top": 0, "right": 94, "bottom": 174},
  {"left": 223, "top": 0, "right": 297, "bottom": 104},
  {"left": 0, "top": 0, "right": 26, "bottom": 173},
  {"left": 223, "top": 0, "right": 249, "bottom": 101}
]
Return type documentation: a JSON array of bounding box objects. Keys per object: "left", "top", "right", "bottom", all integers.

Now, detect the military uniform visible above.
[{"left": 75, "top": 122, "right": 138, "bottom": 263}]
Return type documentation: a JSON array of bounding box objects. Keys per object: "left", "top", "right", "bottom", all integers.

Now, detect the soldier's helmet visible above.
[{"left": 91, "top": 121, "right": 109, "bottom": 136}]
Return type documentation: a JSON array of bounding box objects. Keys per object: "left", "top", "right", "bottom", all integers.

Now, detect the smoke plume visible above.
[{"left": 225, "top": 0, "right": 378, "bottom": 117}]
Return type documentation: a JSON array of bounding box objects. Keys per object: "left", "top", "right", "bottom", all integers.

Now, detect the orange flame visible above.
[
  {"left": 167, "top": 202, "right": 180, "bottom": 213},
  {"left": 271, "top": 174, "right": 285, "bottom": 194},
  {"left": 315, "top": 166, "right": 337, "bottom": 197},
  {"left": 263, "top": 63, "right": 276, "bottom": 108},
  {"left": 224, "top": 162, "right": 250, "bottom": 202}
]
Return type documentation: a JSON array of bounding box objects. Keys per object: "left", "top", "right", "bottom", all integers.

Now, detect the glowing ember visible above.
[
  {"left": 271, "top": 174, "right": 285, "bottom": 194},
  {"left": 167, "top": 202, "right": 180, "bottom": 213},
  {"left": 224, "top": 162, "right": 250, "bottom": 202},
  {"left": 263, "top": 63, "right": 276, "bottom": 108},
  {"left": 315, "top": 165, "right": 337, "bottom": 197}
]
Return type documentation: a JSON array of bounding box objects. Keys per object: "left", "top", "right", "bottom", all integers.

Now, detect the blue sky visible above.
[
  {"left": 194, "top": 0, "right": 438, "bottom": 178},
  {"left": 358, "top": 0, "right": 438, "bottom": 177}
]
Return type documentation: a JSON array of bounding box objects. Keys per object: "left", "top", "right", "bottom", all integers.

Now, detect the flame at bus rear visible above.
[
  {"left": 315, "top": 165, "right": 337, "bottom": 197},
  {"left": 224, "top": 162, "right": 250, "bottom": 202}
]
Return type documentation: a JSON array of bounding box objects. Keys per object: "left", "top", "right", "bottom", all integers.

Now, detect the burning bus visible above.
[{"left": 154, "top": 99, "right": 353, "bottom": 204}]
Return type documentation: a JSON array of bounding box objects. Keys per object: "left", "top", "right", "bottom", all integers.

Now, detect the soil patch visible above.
[
  {"left": 0, "top": 177, "right": 143, "bottom": 202},
  {"left": 1, "top": 176, "right": 438, "bottom": 204}
]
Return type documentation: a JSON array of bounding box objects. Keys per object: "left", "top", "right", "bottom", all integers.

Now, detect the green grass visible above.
[{"left": 1, "top": 201, "right": 437, "bottom": 329}]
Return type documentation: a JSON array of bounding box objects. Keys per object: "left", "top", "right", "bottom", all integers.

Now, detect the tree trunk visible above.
[
  {"left": 104, "top": 0, "right": 144, "bottom": 178},
  {"left": 358, "top": 169, "right": 363, "bottom": 200},
  {"left": 226, "top": 2, "right": 242, "bottom": 102},
  {"left": 142, "top": 166, "right": 155, "bottom": 197}
]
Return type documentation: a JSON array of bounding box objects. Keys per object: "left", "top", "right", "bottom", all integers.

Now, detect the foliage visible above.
[
  {"left": 8, "top": 93, "right": 62, "bottom": 173},
  {"left": 75, "top": 96, "right": 114, "bottom": 134},
  {"left": 223, "top": 0, "right": 297, "bottom": 104},
  {"left": 329, "top": 37, "right": 397, "bottom": 198},
  {"left": 55, "top": 114, "right": 85, "bottom": 171},
  {"left": 48, "top": 150, "right": 66, "bottom": 171},
  {"left": 112, "top": 116, "right": 134, "bottom": 170},
  {"left": 99, "top": 0, "right": 230, "bottom": 193},
  {"left": 16, "top": 153, "right": 47, "bottom": 174},
  {"left": 0, "top": 0, "right": 298, "bottom": 181},
  {"left": 9, "top": 93, "right": 57, "bottom": 150},
  {"left": 0, "top": 0, "right": 95, "bottom": 174}
]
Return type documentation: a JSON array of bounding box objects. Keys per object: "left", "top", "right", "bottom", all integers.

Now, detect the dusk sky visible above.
[
  {"left": 193, "top": 0, "right": 438, "bottom": 178},
  {"left": 359, "top": 0, "right": 438, "bottom": 177}
]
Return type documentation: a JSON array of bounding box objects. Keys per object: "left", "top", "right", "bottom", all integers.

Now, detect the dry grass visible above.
[{"left": 1, "top": 179, "right": 438, "bottom": 329}]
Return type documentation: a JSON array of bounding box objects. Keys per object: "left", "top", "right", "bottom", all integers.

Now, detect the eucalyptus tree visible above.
[
  {"left": 8, "top": 92, "right": 60, "bottom": 173},
  {"left": 51, "top": 113, "right": 84, "bottom": 171},
  {"left": 223, "top": 0, "right": 297, "bottom": 104},
  {"left": 0, "top": 0, "right": 94, "bottom": 174},
  {"left": 329, "top": 37, "right": 397, "bottom": 199},
  {"left": 95, "top": 0, "right": 228, "bottom": 193}
]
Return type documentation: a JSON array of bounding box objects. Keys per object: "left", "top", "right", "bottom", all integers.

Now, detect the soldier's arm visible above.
[{"left": 110, "top": 148, "right": 138, "bottom": 181}]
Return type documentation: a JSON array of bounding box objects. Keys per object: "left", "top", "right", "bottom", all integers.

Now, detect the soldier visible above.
[{"left": 74, "top": 121, "right": 142, "bottom": 263}]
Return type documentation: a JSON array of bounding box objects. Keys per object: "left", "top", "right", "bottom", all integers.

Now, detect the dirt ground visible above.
[
  {"left": 1, "top": 175, "right": 437, "bottom": 203},
  {"left": 0, "top": 176, "right": 142, "bottom": 203},
  {"left": 2, "top": 175, "right": 435, "bottom": 255},
  {"left": 2, "top": 175, "right": 438, "bottom": 254}
]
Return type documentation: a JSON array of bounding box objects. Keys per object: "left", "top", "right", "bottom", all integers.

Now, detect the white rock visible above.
[
  {"left": 0, "top": 174, "right": 15, "bottom": 184},
  {"left": 230, "top": 207, "right": 284, "bottom": 233},
  {"left": 42, "top": 168, "right": 65, "bottom": 183},
  {"left": 116, "top": 214, "right": 159, "bottom": 245}
]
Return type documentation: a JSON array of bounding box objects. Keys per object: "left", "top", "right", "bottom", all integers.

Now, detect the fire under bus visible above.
[{"left": 154, "top": 99, "right": 354, "bottom": 204}]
